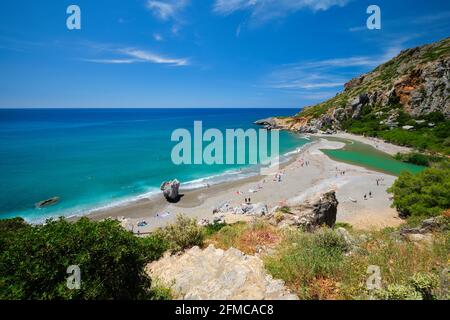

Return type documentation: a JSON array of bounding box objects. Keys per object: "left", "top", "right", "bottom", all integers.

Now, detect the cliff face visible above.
[{"left": 270, "top": 37, "right": 450, "bottom": 133}]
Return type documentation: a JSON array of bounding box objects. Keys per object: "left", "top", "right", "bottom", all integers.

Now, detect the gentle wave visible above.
[{"left": 22, "top": 140, "right": 313, "bottom": 224}]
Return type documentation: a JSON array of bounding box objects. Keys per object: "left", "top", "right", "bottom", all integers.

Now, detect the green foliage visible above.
[
  {"left": 279, "top": 206, "right": 291, "bottom": 214},
  {"left": 394, "top": 153, "right": 427, "bottom": 166},
  {"left": 333, "top": 222, "right": 353, "bottom": 230},
  {"left": 409, "top": 272, "right": 439, "bottom": 300},
  {"left": 373, "top": 272, "right": 439, "bottom": 300},
  {"left": 0, "top": 218, "right": 155, "bottom": 300},
  {"left": 148, "top": 281, "right": 173, "bottom": 300},
  {"left": 265, "top": 228, "right": 348, "bottom": 299},
  {"left": 340, "top": 108, "right": 450, "bottom": 155},
  {"left": 374, "top": 284, "right": 422, "bottom": 300},
  {"left": 298, "top": 93, "right": 348, "bottom": 119},
  {"left": 0, "top": 217, "right": 30, "bottom": 251},
  {"left": 155, "top": 214, "right": 204, "bottom": 253},
  {"left": 203, "top": 222, "right": 227, "bottom": 237},
  {"left": 394, "top": 152, "right": 439, "bottom": 167},
  {"left": 388, "top": 166, "right": 450, "bottom": 219},
  {"left": 140, "top": 234, "right": 170, "bottom": 262}
]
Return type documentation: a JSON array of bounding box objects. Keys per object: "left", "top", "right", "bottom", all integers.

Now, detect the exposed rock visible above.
[
  {"left": 160, "top": 179, "right": 181, "bottom": 203},
  {"left": 405, "top": 233, "right": 434, "bottom": 246},
  {"left": 254, "top": 117, "right": 279, "bottom": 130},
  {"left": 35, "top": 197, "right": 60, "bottom": 208},
  {"left": 264, "top": 38, "right": 450, "bottom": 133},
  {"left": 399, "top": 216, "right": 448, "bottom": 235},
  {"left": 146, "top": 245, "right": 298, "bottom": 300},
  {"left": 214, "top": 202, "right": 268, "bottom": 217},
  {"left": 269, "top": 191, "right": 338, "bottom": 231}
]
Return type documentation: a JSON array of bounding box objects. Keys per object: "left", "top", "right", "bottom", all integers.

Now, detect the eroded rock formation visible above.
[{"left": 146, "top": 245, "right": 298, "bottom": 300}]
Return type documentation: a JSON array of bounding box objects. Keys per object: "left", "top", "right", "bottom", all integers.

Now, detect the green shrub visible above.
[
  {"left": 394, "top": 152, "right": 431, "bottom": 166},
  {"left": 203, "top": 222, "right": 227, "bottom": 236},
  {"left": 155, "top": 214, "right": 204, "bottom": 253},
  {"left": 409, "top": 272, "right": 439, "bottom": 300},
  {"left": 265, "top": 228, "right": 347, "bottom": 299},
  {"left": 374, "top": 284, "right": 422, "bottom": 300},
  {"left": 373, "top": 272, "right": 439, "bottom": 300},
  {"left": 0, "top": 218, "right": 154, "bottom": 300},
  {"left": 140, "top": 234, "right": 170, "bottom": 262},
  {"left": 394, "top": 152, "right": 448, "bottom": 167},
  {"left": 149, "top": 280, "right": 173, "bottom": 300},
  {"left": 0, "top": 217, "right": 30, "bottom": 251},
  {"left": 388, "top": 166, "right": 450, "bottom": 219}
]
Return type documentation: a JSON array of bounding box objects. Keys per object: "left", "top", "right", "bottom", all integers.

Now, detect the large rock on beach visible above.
[{"left": 160, "top": 179, "right": 181, "bottom": 203}]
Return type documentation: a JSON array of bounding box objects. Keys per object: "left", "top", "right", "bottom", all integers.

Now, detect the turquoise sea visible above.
[
  {"left": 0, "top": 109, "right": 425, "bottom": 223},
  {"left": 0, "top": 109, "right": 310, "bottom": 222}
]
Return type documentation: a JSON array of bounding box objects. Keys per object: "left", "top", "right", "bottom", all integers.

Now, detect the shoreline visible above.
[{"left": 83, "top": 132, "right": 408, "bottom": 232}]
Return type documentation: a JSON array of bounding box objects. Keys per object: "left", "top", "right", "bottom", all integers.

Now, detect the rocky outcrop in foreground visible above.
[
  {"left": 147, "top": 245, "right": 298, "bottom": 300},
  {"left": 268, "top": 191, "right": 338, "bottom": 231}
]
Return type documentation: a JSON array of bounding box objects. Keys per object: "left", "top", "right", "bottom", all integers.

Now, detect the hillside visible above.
[{"left": 260, "top": 37, "right": 450, "bottom": 154}]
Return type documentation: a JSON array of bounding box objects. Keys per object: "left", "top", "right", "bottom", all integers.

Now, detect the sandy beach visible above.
[{"left": 85, "top": 133, "right": 409, "bottom": 232}]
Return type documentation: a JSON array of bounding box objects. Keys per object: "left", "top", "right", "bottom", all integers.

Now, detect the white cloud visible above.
[
  {"left": 265, "top": 43, "right": 404, "bottom": 95},
  {"left": 146, "top": 0, "right": 189, "bottom": 21},
  {"left": 213, "top": 0, "right": 351, "bottom": 23},
  {"left": 153, "top": 33, "right": 164, "bottom": 41},
  {"left": 119, "top": 48, "right": 189, "bottom": 66},
  {"left": 84, "top": 46, "right": 189, "bottom": 67}
]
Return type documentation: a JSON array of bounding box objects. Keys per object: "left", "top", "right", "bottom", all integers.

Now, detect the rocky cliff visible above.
[{"left": 258, "top": 37, "right": 449, "bottom": 134}]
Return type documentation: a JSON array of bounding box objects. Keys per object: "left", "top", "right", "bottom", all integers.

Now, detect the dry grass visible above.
[
  {"left": 205, "top": 220, "right": 280, "bottom": 255},
  {"left": 264, "top": 226, "right": 449, "bottom": 300}
]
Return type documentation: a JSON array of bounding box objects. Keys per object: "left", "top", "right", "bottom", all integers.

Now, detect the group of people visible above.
[
  {"left": 376, "top": 177, "right": 385, "bottom": 186},
  {"left": 363, "top": 192, "right": 373, "bottom": 200}
]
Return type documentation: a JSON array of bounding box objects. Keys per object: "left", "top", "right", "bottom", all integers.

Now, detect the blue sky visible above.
[{"left": 0, "top": 0, "right": 449, "bottom": 108}]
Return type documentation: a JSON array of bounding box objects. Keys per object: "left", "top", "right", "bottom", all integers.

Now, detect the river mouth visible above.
[{"left": 320, "top": 137, "right": 425, "bottom": 176}]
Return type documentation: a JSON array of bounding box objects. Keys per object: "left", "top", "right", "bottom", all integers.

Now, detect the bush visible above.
[
  {"left": 0, "top": 217, "right": 30, "bottom": 251},
  {"left": 409, "top": 272, "right": 439, "bottom": 300},
  {"left": 374, "top": 284, "right": 422, "bottom": 300},
  {"left": 388, "top": 166, "right": 450, "bottom": 219},
  {"left": 373, "top": 272, "right": 439, "bottom": 300},
  {"left": 155, "top": 214, "right": 204, "bottom": 253},
  {"left": 394, "top": 152, "right": 431, "bottom": 166},
  {"left": 203, "top": 222, "right": 227, "bottom": 236},
  {"left": 394, "top": 152, "right": 447, "bottom": 167},
  {"left": 265, "top": 228, "right": 348, "bottom": 299},
  {"left": 140, "top": 234, "right": 170, "bottom": 262},
  {"left": 0, "top": 218, "right": 155, "bottom": 300}
]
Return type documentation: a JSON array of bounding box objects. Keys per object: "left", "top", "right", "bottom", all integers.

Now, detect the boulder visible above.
[
  {"left": 160, "top": 179, "right": 181, "bottom": 203},
  {"left": 254, "top": 117, "right": 278, "bottom": 130},
  {"left": 269, "top": 191, "right": 338, "bottom": 231},
  {"left": 35, "top": 197, "right": 60, "bottom": 208},
  {"left": 146, "top": 245, "right": 298, "bottom": 300}
]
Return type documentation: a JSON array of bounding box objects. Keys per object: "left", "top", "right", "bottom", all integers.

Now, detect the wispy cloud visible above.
[
  {"left": 146, "top": 0, "right": 189, "bottom": 21},
  {"left": 264, "top": 42, "right": 406, "bottom": 102},
  {"left": 84, "top": 45, "right": 189, "bottom": 66},
  {"left": 213, "top": 0, "right": 351, "bottom": 24},
  {"left": 153, "top": 33, "right": 164, "bottom": 41}
]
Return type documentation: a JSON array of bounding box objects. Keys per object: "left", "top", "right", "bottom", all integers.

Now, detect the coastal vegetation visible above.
[
  {"left": 388, "top": 164, "right": 450, "bottom": 221},
  {"left": 1, "top": 209, "right": 448, "bottom": 300},
  {"left": 203, "top": 219, "right": 449, "bottom": 300},
  {"left": 0, "top": 217, "right": 169, "bottom": 300},
  {"left": 341, "top": 111, "right": 450, "bottom": 155}
]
